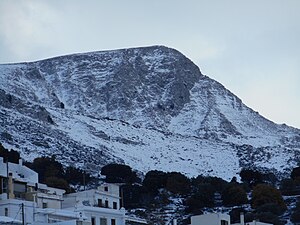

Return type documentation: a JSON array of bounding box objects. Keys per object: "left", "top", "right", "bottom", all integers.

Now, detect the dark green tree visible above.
[
  {"left": 143, "top": 170, "right": 167, "bottom": 194},
  {"left": 251, "top": 184, "right": 286, "bottom": 212},
  {"left": 101, "top": 163, "right": 139, "bottom": 184},
  {"left": 165, "top": 172, "right": 190, "bottom": 195},
  {"left": 185, "top": 183, "right": 215, "bottom": 213},
  {"left": 0, "top": 143, "right": 20, "bottom": 163},
  {"left": 240, "top": 169, "right": 263, "bottom": 188},
  {"left": 25, "top": 156, "right": 64, "bottom": 182},
  {"left": 291, "top": 167, "right": 300, "bottom": 180},
  {"left": 291, "top": 200, "right": 300, "bottom": 223},
  {"left": 45, "top": 176, "right": 73, "bottom": 193},
  {"left": 65, "top": 166, "right": 91, "bottom": 185},
  {"left": 222, "top": 183, "right": 248, "bottom": 206}
]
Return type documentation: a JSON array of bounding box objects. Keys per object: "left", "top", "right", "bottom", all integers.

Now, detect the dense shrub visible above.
[
  {"left": 165, "top": 172, "right": 190, "bottom": 195},
  {"left": 251, "top": 184, "right": 286, "bottom": 212},
  {"left": 0, "top": 143, "right": 20, "bottom": 163},
  {"left": 291, "top": 167, "right": 300, "bottom": 180},
  {"left": 65, "top": 166, "right": 91, "bottom": 185},
  {"left": 185, "top": 183, "right": 215, "bottom": 213},
  {"left": 222, "top": 183, "right": 248, "bottom": 206},
  {"left": 240, "top": 169, "right": 263, "bottom": 188},
  {"left": 101, "top": 163, "right": 140, "bottom": 184},
  {"left": 45, "top": 176, "right": 73, "bottom": 193},
  {"left": 25, "top": 156, "right": 64, "bottom": 182},
  {"left": 143, "top": 170, "right": 168, "bottom": 194},
  {"left": 291, "top": 200, "right": 300, "bottom": 223}
]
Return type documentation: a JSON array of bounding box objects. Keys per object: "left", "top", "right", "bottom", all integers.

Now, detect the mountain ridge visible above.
[{"left": 0, "top": 45, "right": 299, "bottom": 180}]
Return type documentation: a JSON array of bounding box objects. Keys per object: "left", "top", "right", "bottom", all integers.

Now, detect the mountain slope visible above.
[{"left": 0, "top": 46, "right": 299, "bottom": 179}]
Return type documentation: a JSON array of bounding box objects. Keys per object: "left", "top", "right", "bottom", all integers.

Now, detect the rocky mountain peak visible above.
[{"left": 0, "top": 46, "right": 299, "bottom": 179}]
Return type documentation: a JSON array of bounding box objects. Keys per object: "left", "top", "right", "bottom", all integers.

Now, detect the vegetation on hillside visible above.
[{"left": 1, "top": 143, "right": 300, "bottom": 225}]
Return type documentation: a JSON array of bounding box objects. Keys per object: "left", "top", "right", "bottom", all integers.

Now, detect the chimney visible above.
[
  {"left": 19, "top": 159, "right": 23, "bottom": 165},
  {"left": 8, "top": 172, "right": 15, "bottom": 199},
  {"left": 240, "top": 212, "right": 245, "bottom": 225},
  {"left": 173, "top": 219, "right": 177, "bottom": 225}
]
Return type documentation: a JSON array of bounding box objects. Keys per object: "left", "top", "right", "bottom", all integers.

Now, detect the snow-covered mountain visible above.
[{"left": 0, "top": 46, "right": 299, "bottom": 180}]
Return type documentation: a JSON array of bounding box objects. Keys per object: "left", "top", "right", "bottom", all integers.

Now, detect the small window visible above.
[
  {"left": 5, "top": 208, "right": 8, "bottom": 216},
  {"left": 100, "top": 218, "right": 107, "bottom": 225},
  {"left": 221, "top": 220, "right": 228, "bottom": 225},
  {"left": 42, "top": 202, "right": 47, "bottom": 208},
  {"left": 104, "top": 186, "right": 108, "bottom": 191},
  {"left": 105, "top": 200, "right": 109, "bottom": 208},
  {"left": 113, "top": 202, "right": 117, "bottom": 209},
  {"left": 91, "top": 217, "right": 96, "bottom": 225},
  {"left": 98, "top": 199, "right": 102, "bottom": 207},
  {"left": 111, "top": 219, "right": 116, "bottom": 225}
]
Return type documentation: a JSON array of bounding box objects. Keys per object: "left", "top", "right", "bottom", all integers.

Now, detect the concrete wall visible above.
[
  {"left": 191, "top": 213, "right": 230, "bottom": 225},
  {"left": 0, "top": 199, "right": 35, "bottom": 224}
]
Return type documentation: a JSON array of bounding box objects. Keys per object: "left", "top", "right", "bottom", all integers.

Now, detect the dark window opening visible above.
[
  {"left": 91, "top": 217, "right": 96, "bottom": 225},
  {"left": 221, "top": 220, "right": 228, "bottom": 225},
  {"left": 98, "top": 199, "right": 102, "bottom": 207}
]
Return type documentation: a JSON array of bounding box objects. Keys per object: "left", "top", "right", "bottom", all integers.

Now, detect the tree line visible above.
[{"left": 1, "top": 143, "right": 300, "bottom": 224}]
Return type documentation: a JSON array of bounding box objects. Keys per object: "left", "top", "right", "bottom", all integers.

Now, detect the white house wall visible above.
[
  {"left": 191, "top": 213, "right": 230, "bottom": 225},
  {"left": 0, "top": 158, "right": 38, "bottom": 184},
  {"left": 73, "top": 206, "right": 126, "bottom": 225},
  {"left": 0, "top": 199, "right": 35, "bottom": 224}
]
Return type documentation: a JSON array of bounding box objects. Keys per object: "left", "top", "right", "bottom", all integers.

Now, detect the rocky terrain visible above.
[{"left": 0, "top": 45, "right": 299, "bottom": 180}]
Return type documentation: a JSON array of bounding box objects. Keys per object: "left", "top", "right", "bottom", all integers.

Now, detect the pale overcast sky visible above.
[{"left": 0, "top": 0, "right": 299, "bottom": 128}]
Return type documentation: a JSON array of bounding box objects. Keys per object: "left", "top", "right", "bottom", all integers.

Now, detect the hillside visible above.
[{"left": 0, "top": 46, "right": 299, "bottom": 179}]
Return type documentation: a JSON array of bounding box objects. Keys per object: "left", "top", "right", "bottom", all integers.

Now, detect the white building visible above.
[
  {"left": 0, "top": 157, "right": 146, "bottom": 225},
  {"left": 190, "top": 213, "right": 230, "bottom": 225},
  {"left": 190, "top": 213, "right": 273, "bottom": 225},
  {"left": 0, "top": 157, "right": 81, "bottom": 224},
  {"left": 231, "top": 213, "right": 272, "bottom": 225},
  {"left": 63, "top": 184, "right": 125, "bottom": 225}
]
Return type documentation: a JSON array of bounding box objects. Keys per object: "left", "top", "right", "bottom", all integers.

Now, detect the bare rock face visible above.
[{"left": 0, "top": 45, "right": 299, "bottom": 179}]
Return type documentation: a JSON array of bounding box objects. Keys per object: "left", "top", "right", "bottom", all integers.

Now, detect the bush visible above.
[
  {"left": 165, "top": 172, "right": 190, "bottom": 195},
  {"left": 185, "top": 183, "right": 215, "bottom": 212},
  {"left": 280, "top": 178, "right": 300, "bottom": 196},
  {"left": 291, "top": 167, "right": 300, "bottom": 180},
  {"left": 26, "top": 156, "right": 64, "bottom": 182},
  {"left": 191, "top": 175, "right": 228, "bottom": 193},
  {"left": 222, "top": 183, "right": 248, "bottom": 206},
  {"left": 240, "top": 169, "right": 263, "bottom": 188},
  {"left": 255, "top": 212, "right": 283, "bottom": 225},
  {"left": 45, "top": 176, "right": 73, "bottom": 193},
  {"left": 101, "top": 163, "right": 139, "bottom": 184},
  {"left": 251, "top": 184, "right": 286, "bottom": 212},
  {"left": 143, "top": 170, "right": 168, "bottom": 194},
  {"left": 0, "top": 143, "right": 20, "bottom": 164},
  {"left": 291, "top": 201, "right": 300, "bottom": 223},
  {"left": 256, "top": 203, "right": 285, "bottom": 216},
  {"left": 65, "top": 166, "right": 91, "bottom": 185}
]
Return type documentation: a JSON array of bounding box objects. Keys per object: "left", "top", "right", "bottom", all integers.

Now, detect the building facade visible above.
[{"left": 0, "top": 157, "right": 146, "bottom": 225}]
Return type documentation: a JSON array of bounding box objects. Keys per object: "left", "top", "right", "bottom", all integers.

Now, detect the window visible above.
[
  {"left": 98, "top": 199, "right": 103, "bottom": 207},
  {"left": 104, "top": 186, "right": 108, "bottom": 192},
  {"left": 91, "top": 217, "right": 96, "bottom": 225},
  {"left": 105, "top": 200, "right": 109, "bottom": 208},
  {"left": 111, "top": 219, "right": 116, "bottom": 225},
  {"left": 221, "top": 220, "right": 228, "bottom": 225},
  {"left": 14, "top": 182, "right": 26, "bottom": 199},
  {"left": 2, "top": 179, "right": 8, "bottom": 195},
  {"left": 42, "top": 202, "right": 48, "bottom": 208},
  {"left": 5, "top": 208, "right": 8, "bottom": 217},
  {"left": 113, "top": 202, "right": 117, "bottom": 209},
  {"left": 100, "top": 218, "right": 107, "bottom": 225}
]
